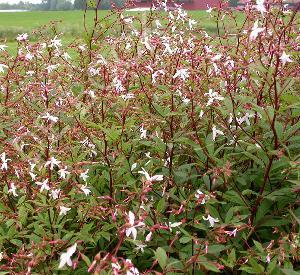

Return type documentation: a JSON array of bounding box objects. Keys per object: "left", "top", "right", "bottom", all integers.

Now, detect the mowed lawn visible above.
[{"left": 0, "top": 10, "right": 244, "bottom": 54}]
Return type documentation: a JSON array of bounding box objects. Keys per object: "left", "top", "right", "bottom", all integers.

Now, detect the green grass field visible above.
[{"left": 0, "top": 10, "right": 244, "bottom": 54}]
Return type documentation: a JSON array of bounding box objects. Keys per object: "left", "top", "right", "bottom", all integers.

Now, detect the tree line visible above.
[{"left": 0, "top": 0, "right": 126, "bottom": 11}]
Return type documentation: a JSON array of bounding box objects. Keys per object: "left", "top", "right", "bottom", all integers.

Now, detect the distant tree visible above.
[
  {"left": 50, "top": 0, "right": 58, "bottom": 10},
  {"left": 73, "top": 0, "right": 86, "bottom": 9},
  {"left": 41, "top": 0, "right": 51, "bottom": 10},
  {"left": 56, "top": 0, "right": 73, "bottom": 10}
]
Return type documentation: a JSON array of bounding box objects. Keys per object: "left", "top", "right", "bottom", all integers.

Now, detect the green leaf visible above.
[
  {"left": 80, "top": 253, "right": 91, "bottom": 267},
  {"left": 155, "top": 247, "right": 168, "bottom": 269},
  {"left": 156, "top": 198, "right": 166, "bottom": 213},
  {"left": 201, "top": 262, "right": 220, "bottom": 273},
  {"left": 281, "top": 269, "right": 300, "bottom": 275},
  {"left": 179, "top": 236, "right": 192, "bottom": 244}
]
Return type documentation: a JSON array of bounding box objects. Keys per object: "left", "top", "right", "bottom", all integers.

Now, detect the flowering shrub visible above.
[{"left": 0, "top": 0, "right": 299, "bottom": 274}]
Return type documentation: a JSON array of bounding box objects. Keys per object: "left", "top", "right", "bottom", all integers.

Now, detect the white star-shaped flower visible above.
[
  {"left": 279, "top": 51, "right": 293, "bottom": 66},
  {"left": 212, "top": 125, "right": 224, "bottom": 141},
  {"left": 250, "top": 21, "right": 265, "bottom": 41},
  {"left": 126, "top": 211, "right": 138, "bottom": 240},
  {"left": 195, "top": 190, "right": 206, "bottom": 204},
  {"left": 59, "top": 206, "right": 71, "bottom": 216},
  {"left": 203, "top": 214, "right": 219, "bottom": 227},
  {"left": 138, "top": 168, "right": 163, "bottom": 182},
  {"left": 50, "top": 188, "right": 61, "bottom": 200},
  {"left": 0, "top": 64, "right": 8, "bottom": 74},
  {"left": 16, "top": 33, "right": 28, "bottom": 42},
  {"left": 45, "top": 157, "right": 61, "bottom": 170},
  {"left": 0, "top": 45, "right": 7, "bottom": 51},
  {"left": 49, "top": 36, "right": 62, "bottom": 49},
  {"left": 41, "top": 112, "right": 59, "bottom": 123},
  {"left": 224, "top": 228, "right": 237, "bottom": 237},
  {"left": 58, "top": 243, "right": 77, "bottom": 269},
  {"left": 8, "top": 183, "right": 18, "bottom": 197},
  {"left": 35, "top": 179, "right": 50, "bottom": 192},
  {"left": 80, "top": 185, "right": 91, "bottom": 196},
  {"left": 173, "top": 68, "right": 190, "bottom": 81},
  {"left": 1, "top": 152, "right": 11, "bottom": 171},
  {"left": 254, "top": 0, "right": 266, "bottom": 15},
  {"left": 58, "top": 166, "right": 70, "bottom": 179},
  {"left": 80, "top": 169, "right": 89, "bottom": 182},
  {"left": 131, "top": 163, "right": 137, "bottom": 171}
]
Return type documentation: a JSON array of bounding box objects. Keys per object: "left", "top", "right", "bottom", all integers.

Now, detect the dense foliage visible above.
[{"left": 0, "top": 0, "right": 299, "bottom": 274}]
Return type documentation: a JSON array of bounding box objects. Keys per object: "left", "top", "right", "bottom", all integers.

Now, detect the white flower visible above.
[
  {"left": 80, "top": 169, "right": 89, "bottom": 182},
  {"left": 45, "top": 157, "right": 61, "bottom": 170},
  {"left": 145, "top": 152, "right": 151, "bottom": 159},
  {"left": 254, "top": 0, "right": 266, "bottom": 15},
  {"left": 140, "top": 126, "right": 147, "bottom": 139},
  {"left": 59, "top": 206, "right": 71, "bottom": 216},
  {"left": 131, "top": 163, "right": 137, "bottom": 171},
  {"left": 206, "top": 5, "right": 213, "bottom": 13},
  {"left": 266, "top": 253, "right": 271, "bottom": 263},
  {"left": 26, "top": 70, "right": 35, "bottom": 77},
  {"left": 212, "top": 125, "right": 224, "bottom": 141},
  {"left": 173, "top": 68, "right": 190, "bottom": 81},
  {"left": 195, "top": 190, "right": 206, "bottom": 204},
  {"left": 0, "top": 45, "right": 7, "bottom": 51},
  {"left": 188, "top": 19, "right": 197, "bottom": 30},
  {"left": 203, "top": 214, "right": 219, "bottom": 227},
  {"left": 89, "top": 67, "right": 99, "bottom": 76},
  {"left": 8, "top": 183, "right": 18, "bottom": 197},
  {"left": 80, "top": 185, "right": 91, "bottom": 196},
  {"left": 42, "top": 112, "right": 59, "bottom": 123},
  {"left": 125, "top": 259, "right": 140, "bottom": 275},
  {"left": 121, "top": 93, "right": 135, "bottom": 101},
  {"left": 135, "top": 244, "right": 147, "bottom": 253},
  {"left": 169, "top": 222, "right": 182, "bottom": 228},
  {"left": 0, "top": 251, "right": 3, "bottom": 261},
  {"left": 113, "top": 77, "right": 125, "bottom": 93},
  {"left": 204, "top": 89, "right": 224, "bottom": 106},
  {"left": 152, "top": 70, "right": 165, "bottom": 84},
  {"left": 155, "top": 19, "right": 162, "bottom": 28},
  {"left": 224, "top": 228, "right": 237, "bottom": 237},
  {"left": 168, "top": 221, "right": 182, "bottom": 232},
  {"left": 35, "top": 179, "right": 50, "bottom": 192},
  {"left": 29, "top": 172, "right": 36, "bottom": 180},
  {"left": 138, "top": 168, "right": 163, "bottom": 182},
  {"left": 16, "top": 33, "right": 28, "bottom": 42},
  {"left": 1, "top": 152, "right": 11, "bottom": 170},
  {"left": 78, "top": 44, "right": 86, "bottom": 51},
  {"left": 58, "top": 243, "right": 77, "bottom": 269},
  {"left": 123, "top": 17, "right": 133, "bottom": 24},
  {"left": 250, "top": 21, "right": 265, "bottom": 41},
  {"left": 50, "top": 188, "right": 61, "bottom": 200},
  {"left": 279, "top": 51, "right": 293, "bottom": 66},
  {"left": 29, "top": 161, "right": 36, "bottom": 171},
  {"left": 145, "top": 231, "right": 152, "bottom": 242},
  {"left": 141, "top": 36, "right": 152, "bottom": 51},
  {"left": 46, "top": 64, "right": 59, "bottom": 73},
  {"left": 211, "top": 54, "right": 222, "bottom": 62},
  {"left": 0, "top": 64, "right": 8, "bottom": 73},
  {"left": 63, "top": 52, "right": 71, "bottom": 60},
  {"left": 49, "top": 35, "right": 62, "bottom": 49},
  {"left": 25, "top": 52, "right": 34, "bottom": 60},
  {"left": 126, "top": 211, "right": 138, "bottom": 240},
  {"left": 58, "top": 166, "right": 70, "bottom": 179},
  {"left": 112, "top": 262, "right": 121, "bottom": 270}
]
